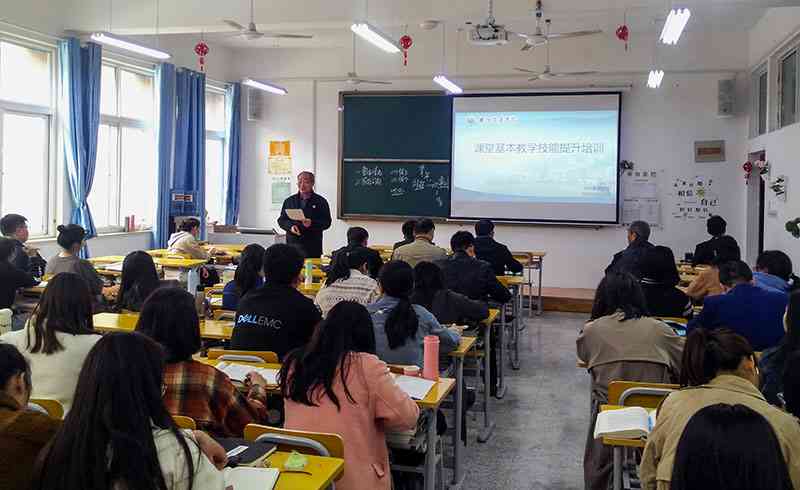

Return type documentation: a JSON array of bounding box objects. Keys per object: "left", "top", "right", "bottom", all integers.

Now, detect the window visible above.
[
  {"left": 0, "top": 39, "right": 54, "bottom": 237},
  {"left": 205, "top": 89, "right": 226, "bottom": 224},
  {"left": 758, "top": 70, "right": 768, "bottom": 135},
  {"left": 780, "top": 50, "right": 797, "bottom": 128},
  {"left": 92, "top": 63, "right": 156, "bottom": 232}
]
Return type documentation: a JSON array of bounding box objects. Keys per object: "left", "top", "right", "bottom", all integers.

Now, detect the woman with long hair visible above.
[
  {"left": 281, "top": 301, "right": 419, "bottom": 490},
  {"left": 0, "top": 273, "right": 100, "bottom": 412},
  {"left": 314, "top": 246, "right": 380, "bottom": 317},
  {"left": 641, "top": 328, "right": 800, "bottom": 489},
  {"left": 116, "top": 250, "right": 162, "bottom": 312},
  {"left": 760, "top": 290, "right": 800, "bottom": 405},
  {"left": 33, "top": 332, "right": 227, "bottom": 490},
  {"left": 368, "top": 260, "right": 460, "bottom": 367},
  {"left": 222, "top": 243, "right": 265, "bottom": 310},
  {"left": 411, "top": 261, "right": 488, "bottom": 325}
]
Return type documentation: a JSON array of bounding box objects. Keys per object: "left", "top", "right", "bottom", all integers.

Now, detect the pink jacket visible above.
[{"left": 284, "top": 352, "right": 420, "bottom": 490}]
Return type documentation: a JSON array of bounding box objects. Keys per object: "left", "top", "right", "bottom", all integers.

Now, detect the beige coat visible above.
[
  {"left": 391, "top": 237, "right": 448, "bottom": 268},
  {"left": 684, "top": 266, "right": 723, "bottom": 301},
  {"left": 167, "top": 231, "right": 210, "bottom": 260},
  {"left": 640, "top": 374, "right": 800, "bottom": 490}
]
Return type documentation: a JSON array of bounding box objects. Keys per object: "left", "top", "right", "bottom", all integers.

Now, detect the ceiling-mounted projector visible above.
[{"left": 468, "top": 24, "right": 510, "bottom": 46}]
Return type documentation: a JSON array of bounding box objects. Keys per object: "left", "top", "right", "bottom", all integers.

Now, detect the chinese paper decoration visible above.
[
  {"left": 755, "top": 160, "right": 770, "bottom": 180},
  {"left": 742, "top": 160, "right": 753, "bottom": 183},
  {"left": 400, "top": 34, "right": 413, "bottom": 66},
  {"left": 616, "top": 10, "right": 630, "bottom": 51},
  {"left": 194, "top": 41, "right": 209, "bottom": 72}
]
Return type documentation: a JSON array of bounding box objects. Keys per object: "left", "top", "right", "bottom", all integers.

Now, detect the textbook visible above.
[
  {"left": 216, "top": 362, "right": 279, "bottom": 386},
  {"left": 214, "top": 437, "right": 278, "bottom": 468},
  {"left": 222, "top": 466, "right": 279, "bottom": 489},
  {"left": 593, "top": 407, "right": 657, "bottom": 439}
]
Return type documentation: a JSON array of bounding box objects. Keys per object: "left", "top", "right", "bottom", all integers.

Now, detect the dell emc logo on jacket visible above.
[{"left": 236, "top": 314, "right": 283, "bottom": 330}]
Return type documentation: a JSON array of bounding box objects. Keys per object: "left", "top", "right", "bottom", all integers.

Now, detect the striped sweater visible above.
[{"left": 314, "top": 270, "right": 381, "bottom": 317}]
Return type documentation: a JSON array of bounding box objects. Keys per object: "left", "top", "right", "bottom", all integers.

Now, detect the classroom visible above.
[{"left": 1, "top": 1, "right": 800, "bottom": 489}]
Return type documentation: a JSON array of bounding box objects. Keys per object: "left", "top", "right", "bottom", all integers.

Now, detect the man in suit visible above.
[
  {"left": 688, "top": 260, "right": 788, "bottom": 351},
  {"left": 393, "top": 220, "right": 416, "bottom": 250},
  {"left": 277, "top": 171, "right": 332, "bottom": 258},
  {"left": 331, "top": 226, "right": 383, "bottom": 279},
  {"left": 605, "top": 220, "right": 654, "bottom": 279},
  {"left": 693, "top": 215, "right": 741, "bottom": 266},
  {"left": 391, "top": 218, "right": 448, "bottom": 268},
  {"left": 473, "top": 219, "right": 523, "bottom": 276}
]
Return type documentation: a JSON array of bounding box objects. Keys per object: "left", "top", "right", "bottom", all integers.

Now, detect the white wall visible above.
[{"left": 749, "top": 7, "right": 800, "bottom": 68}]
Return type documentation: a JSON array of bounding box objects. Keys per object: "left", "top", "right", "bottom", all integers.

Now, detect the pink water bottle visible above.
[{"left": 423, "top": 335, "right": 440, "bottom": 381}]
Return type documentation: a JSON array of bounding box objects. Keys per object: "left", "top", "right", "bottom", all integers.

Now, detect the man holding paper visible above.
[{"left": 278, "top": 171, "right": 332, "bottom": 258}]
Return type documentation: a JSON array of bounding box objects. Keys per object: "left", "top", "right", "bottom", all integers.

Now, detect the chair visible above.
[
  {"left": 608, "top": 381, "right": 680, "bottom": 409},
  {"left": 207, "top": 348, "right": 279, "bottom": 364},
  {"left": 173, "top": 415, "right": 197, "bottom": 430},
  {"left": 29, "top": 398, "right": 64, "bottom": 419},
  {"left": 244, "top": 424, "right": 344, "bottom": 458}
]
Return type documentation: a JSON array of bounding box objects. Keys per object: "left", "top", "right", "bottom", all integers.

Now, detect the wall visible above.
[
  {"left": 30, "top": 231, "right": 154, "bottom": 259},
  {"left": 748, "top": 7, "right": 800, "bottom": 68}
]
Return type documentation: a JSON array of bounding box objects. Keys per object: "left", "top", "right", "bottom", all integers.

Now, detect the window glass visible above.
[
  {"left": 205, "top": 138, "right": 225, "bottom": 224},
  {"left": 758, "top": 71, "right": 768, "bottom": 135},
  {"left": 1, "top": 113, "right": 48, "bottom": 235},
  {"left": 206, "top": 91, "right": 225, "bottom": 132},
  {"left": 120, "top": 127, "right": 156, "bottom": 229},
  {"left": 781, "top": 51, "right": 797, "bottom": 128},
  {"left": 0, "top": 41, "right": 51, "bottom": 107},
  {"left": 119, "top": 69, "right": 153, "bottom": 121},
  {"left": 88, "top": 124, "right": 119, "bottom": 229},
  {"left": 100, "top": 64, "right": 117, "bottom": 116}
]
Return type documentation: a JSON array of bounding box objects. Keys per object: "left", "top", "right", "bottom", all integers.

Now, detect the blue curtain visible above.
[
  {"left": 223, "top": 83, "right": 241, "bottom": 225},
  {"left": 173, "top": 69, "right": 206, "bottom": 237},
  {"left": 154, "top": 63, "right": 176, "bottom": 248},
  {"left": 58, "top": 38, "right": 101, "bottom": 256}
]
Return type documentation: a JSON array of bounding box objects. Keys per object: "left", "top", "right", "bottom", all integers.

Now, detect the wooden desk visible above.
[
  {"left": 298, "top": 283, "right": 322, "bottom": 297},
  {"left": 266, "top": 451, "right": 344, "bottom": 490},
  {"left": 600, "top": 404, "right": 648, "bottom": 490},
  {"left": 511, "top": 251, "right": 546, "bottom": 316},
  {"left": 93, "top": 313, "right": 234, "bottom": 340}
]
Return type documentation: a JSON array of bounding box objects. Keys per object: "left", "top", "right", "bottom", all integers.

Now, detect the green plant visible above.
[{"left": 787, "top": 218, "right": 800, "bottom": 238}]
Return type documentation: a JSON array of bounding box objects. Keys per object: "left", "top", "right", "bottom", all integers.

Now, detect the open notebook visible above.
[
  {"left": 594, "top": 407, "right": 657, "bottom": 439},
  {"left": 391, "top": 374, "right": 436, "bottom": 400},
  {"left": 223, "top": 467, "right": 279, "bottom": 489},
  {"left": 216, "top": 362, "right": 279, "bottom": 386}
]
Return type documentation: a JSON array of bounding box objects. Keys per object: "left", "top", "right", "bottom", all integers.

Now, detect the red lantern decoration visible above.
[
  {"left": 743, "top": 160, "right": 753, "bottom": 184},
  {"left": 616, "top": 24, "right": 629, "bottom": 51},
  {"left": 399, "top": 35, "right": 413, "bottom": 67},
  {"left": 194, "top": 41, "right": 210, "bottom": 72}
]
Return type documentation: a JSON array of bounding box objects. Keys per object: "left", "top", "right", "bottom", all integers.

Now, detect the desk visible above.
[
  {"left": 93, "top": 313, "right": 234, "bottom": 340},
  {"left": 498, "top": 275, "right": 526, "bottom": 372},
  {"left": 512, "top": 251, "right": 546, "bottom": 316},
  {"left": 447, "top": 336, "right": 477, "bottom": 488},
  {"left": 600, "top": 404, "right": 647, "bottom": 490},
  {"left": 266, "top": 451, "right": 344, "bottom": 490},
  {"left": 471, "top": 309, "right": 499, "bottom": 443}
]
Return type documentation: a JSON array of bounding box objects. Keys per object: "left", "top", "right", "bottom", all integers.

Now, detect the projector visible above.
[{"left": 468, "top": 24, "right": 510, "bottom": 46}]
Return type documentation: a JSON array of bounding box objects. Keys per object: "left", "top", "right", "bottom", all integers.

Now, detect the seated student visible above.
[
  {"left": 411, "top": 261, "right": 489, "bottom": 325},
  {"left": 331, "top": 226, "right": 383, "bottom": 279},
  {"left": 473, "top": 219, "right": 523, "bottom": 276},
  {"left": 115, "top": 251, "right": 165, "bottom": 312},
  {"left": 0, "top": 343, "right": 61, "bottom": 490},
  {"left": 684, "top": 239, "right": 741, "bottom": 301},
  {"left": 781, "top": 350, "right": 800, "bottom": 419},
  {"left": 0, "top": 273, "right": 101, "bottom": 413},
  {"left": 391, "top": 218, "right": 448, "bottom": 268},
  {"left": 0, "top": 237, "right": 38, "bottom": 313},
  {"left": 222, "top": 243, "right": 265, "bottom": 310},
  {"left": 0, "top": 213, "right": 46, "bottom": 277},
  {"left": 639, "top": 246, "right": 692, "bottom": 319},
  {"left": 281, "top": 301, "right": 419, "bottom": 490},
  {"left": 692, "top": 215, "right": 741, "bottom": 266},
  {"left": 393, "top": 219, "right": 416, "bottom": 250},
  {"left": 168, "top": 217, "right": 212, "bottom": 259},
  {"left": 605, "top": 221, "right": 654, "bottom": 279},
  {"left": 136, "top": 288, "right": 269, "bottom": 437},
  {"left": 760, "top": 290, "right": 800, "bottom": 406},
  {"left": 754, "top": 250, "right": 797, "bottom": 294},
  {"left": 315, "top": 247, "right": 380, "bottom": 317},
  {"left": 368, "top": 260, "right": 460, "bottom": 367},
  {"left": 437, "top": 231, "right": 511, "bottom": 304},
  {"left": 577, "top": 272, "right": 684, "bottom": 490},
  {"left": 33, "top": 332, "right": 229, "bottom": 490},
  {"left": 670, "top": 404, "right": 793, "bottom": 490},
  {"left": 46, "top": 224, "right": 103, "bottom": 301},
  {"left": 230, "top": 244, "right": 321, "bottom": 359},
  {"left": 640, "top": 328, "right": 800, "bottom": 489},
  {"left": 688, "top": 260, "right": 788, "bottom": 351}
]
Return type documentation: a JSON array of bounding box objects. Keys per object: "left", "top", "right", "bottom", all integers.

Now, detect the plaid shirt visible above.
[{"left": 162, "top": 360, "right": 267, "bottom": 438}]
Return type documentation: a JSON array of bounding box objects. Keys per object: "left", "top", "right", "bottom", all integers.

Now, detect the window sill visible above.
[{"left": 28, "top": 229, "right": 151, "bottom": 245}]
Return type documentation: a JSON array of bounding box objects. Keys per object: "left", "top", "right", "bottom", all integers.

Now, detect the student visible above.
[
  {"left": 136, "top": 288, "right": 269, "bottom": 437},
  {"left": 605, "top": 221, "right": 654, "bottom": 279},
  {"left": 331, "top": 226, "right": 384, "bottom": 279},
  {"left": 639, "top": 246, "right": 692, "bottom": 319},
  {"left": 168, "top": 217, "right": 212, "bottom": 259},
  {"left": 230, "top": 244, "right": 321, "bottom": 358},
  {"left": 640, "top": 328, "right": 800, "bottom": 489},
  {"left": 670, "top": 404, "right": 793, "bottom": 490},
  {"left": 0, "top": 213, "right": 46, "bottom": 277},
  {"left": 692, "top": 215, "right": 740, "bottom": 266},
  {"left": 0, "top": 237, "right": 38, "bottom": 311},
  {"left": 411, "top": 261, "right": 489, "bottom": 325},
  {"left": 759, "top": 290, "right": 800, "bottom": 406},
  {"left": 115, "top": 251, "right": 162, "bottom": 312},
  {"left": 781, "top": 350, "right": 800, "bottom": 418},
  {"left": 32, "top": 332, "right": 228, "bottom": 490},
  {"left": 315, "top": 246, "right": 381, "bottom": 317},
  {"left": 473, "top": 219, "right": 523, "bottom": 276},
  {"left": 754, "top": 250, "right": 797, "bottom": 294},
  {"left": 0, "top": 273, "right": 101, "bottom": 412},
  {"left": 368, "top": 260, "right": 460, "bottom": 367},
  {"left": 393, "top": 219, "right": 416, "bottom": 250},
  {"left": 437, "top": 231, "right": 511, "bottom": 304},
  {"left": 281, "top": 301, "right": 419, "bottom": 490},
  {"left": 46, "top": 224, "right": 103, "bottom": 300},
  {"left": 391, "top": 218, "right": 448, "bottom": 268},
  {"left": 688, "top": 260, "right": 788, "bottom": 351},
  {"left": 577, "top": 272, "right": 683, "bottom": 490},
  {"left": 0, "top": 343, "right": 61, "bottom": 490},
  {"left": 684, "top": 240, "right": 741, "bottom": 301},
  {"left": 222, "top": 243, "right": 265, "bottom": 310}
]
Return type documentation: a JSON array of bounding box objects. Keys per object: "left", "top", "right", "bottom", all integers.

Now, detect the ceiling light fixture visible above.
[
  {"left": 89, "top": 32, "right": 171, "bottom": 60},
  {"left": 659, "top": 8, "right": 691, "bottom": 45},
  {"left": 433, "top": 75, "right": 463, "bottom": 94},
  {"left": 350, "top": 22, "right": 400, "bottom": 54},
  {"left": 647, "top": 70, "right": 664, "bottom": 88},
  {"left": 242, "top": 78, "right": 288, "bottom": 95}
]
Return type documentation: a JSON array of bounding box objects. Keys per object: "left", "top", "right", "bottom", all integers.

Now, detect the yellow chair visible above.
[
  {"left": 29, "top": 398, "right": 64, "bottom": 419},
  {"left": 173, "top": 415, "right": 197, "bottom": 430},
  {"left": 607, "top": 381, "right": 679, "bottom": 409},
  {"left": 207, "top": 348, "right": 279, "bottom": 364},
  {"left": 244, "top": 424, "right": 345, "bottom": 459}
]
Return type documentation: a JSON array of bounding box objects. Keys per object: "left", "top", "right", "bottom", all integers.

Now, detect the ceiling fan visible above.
[
  {"left": 514, "top": 37, "right": 597, "bottom": 81},
  {"left": 222, "top": 0, "right": 313, "bottom": 40},
  {"left": 331, "top": 33, "right": 392, "bottom": 86},
  {"left": 515, "top": 1, "right": 602, "bottom": 51}
]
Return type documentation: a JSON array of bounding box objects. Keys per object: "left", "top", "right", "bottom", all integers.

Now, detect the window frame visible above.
[
  {"left": 750, "top": 63, "right": 768, "bottom": 138},
  {"left": 778, "top": 47, "right": 799, "bottom": 129},
  {"left": 205, "top": 84, "right": 227, "bottom": 224}
]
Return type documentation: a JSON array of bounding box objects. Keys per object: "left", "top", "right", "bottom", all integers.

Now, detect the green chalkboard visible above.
[{"left": 341, "top": 161, "right": 450, "bottom": 218}]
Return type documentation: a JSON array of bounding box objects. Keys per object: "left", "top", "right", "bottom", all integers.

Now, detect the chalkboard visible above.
[{"left": 341, "top": 161, "right": 450, "bottom": 218}]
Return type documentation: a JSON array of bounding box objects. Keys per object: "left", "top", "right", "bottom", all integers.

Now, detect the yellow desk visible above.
[
  {"left": 93, "top": 313, "right": 234, "bottom": 340},
  {"left": 511, "top": 250, "right": 546, "bottom": 316},
  {"left": 87, "top": 255, "right": 127, "bottom": 265},
  {"left": 265, "top": 451, "right": 344, "bottom": 490},
  {"left": 600, "top": 404, "right": 648, "bottom": 490},
  {"left": 298, "top": 283, "right": 322, "bottom": 297}
]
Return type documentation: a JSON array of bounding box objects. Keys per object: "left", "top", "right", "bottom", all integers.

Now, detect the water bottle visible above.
[
  {"left": 304, "top": 261, "right": 313, "bottom": 288},
  {"left": 423, "top": 335, "right": 440, "bottom": 381}
]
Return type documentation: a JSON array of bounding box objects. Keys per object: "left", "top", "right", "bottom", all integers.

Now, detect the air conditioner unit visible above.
[{"left": 247, "top": 86, "right": 263, "bottom": 121}]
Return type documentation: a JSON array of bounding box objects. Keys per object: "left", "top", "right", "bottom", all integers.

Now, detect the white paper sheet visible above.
[
  {"left": 223, "top": 467, "right": 279, "bottom": 490},
  {"left": 392, "top": 374, "right": 436, "bottom": 400},
  {"left": 285, "top": 208, "right": 306, "bottom": 221},
  {"left": 216, "top": 362, "right": 279, "bottom": 385}
]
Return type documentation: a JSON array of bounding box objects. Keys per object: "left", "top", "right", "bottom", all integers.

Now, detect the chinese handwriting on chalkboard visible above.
[{"left": 355, "top": 165, "right": 384, "bottom": 186}]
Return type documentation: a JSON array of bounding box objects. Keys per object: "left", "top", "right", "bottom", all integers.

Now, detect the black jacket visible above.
[
  {"left": 9, "top": 240, "right": 46, "bottom": 278},
  {"left": 692, "top": 235, "right": 740, "bottom": 266},
  {"left": 230, "top": 283, "right": 322, "bottom": 359},
  {"left": 411, "top": 289, "right": 489, "bottom": 325},
  {"left": 605, "top": 239, "right": 654, "bottom": 279},
  {"left": 0, "top": 261, "right": 38, "bottom": 309},
  {"left": 277, "top": 193, "right": 332, "bottom": 258},
  {"left": 436, "top": 252, "right": 511, "bottom": 304},
  {"left": 393, "top": 238, "right": 414, "bottom": 250},
  {"left": 641, "top": 280, "right": 692, "bottom": 319},
  {"left": 474, "top": 236, "right": 523, "bottom": 276},
  {"left": 331, "top": 244, "right": 383, "bottom": 279}
]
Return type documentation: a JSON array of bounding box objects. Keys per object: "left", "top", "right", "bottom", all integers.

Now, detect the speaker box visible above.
[
  {"left": 718, "top": 79, "right": 735, "bottom": 118},
  {"left": 247, "top": 86, "right": 262, "bottom": 121}
]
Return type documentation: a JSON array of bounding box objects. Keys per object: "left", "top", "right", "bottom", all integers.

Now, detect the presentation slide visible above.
[{"left": 451, "top": 93, "right": 621, "bottom": 223}]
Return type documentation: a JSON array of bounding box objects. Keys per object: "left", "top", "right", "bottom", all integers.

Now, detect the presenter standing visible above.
[{"left": 278, "top": 171, "right": 332, "bottom": 258}]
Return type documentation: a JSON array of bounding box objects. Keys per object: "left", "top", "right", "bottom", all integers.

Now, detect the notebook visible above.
[
  {"left": 593, "top": 407, "right": 657, "bottom": 440},
  {"left": 214, "top": 437, "right": 278, "bottom": 468},
  {"left": 391, "top": 374, "right": 436, "bottom": 400},
  {"left": 222, "top": 467, "right": 279, "bottom": 489},
  {"left": 216, "top": 362, "right": 279, "bottom": 386},
  {"left": 104, "top": 262, "right": 125, "bottom": 272}
]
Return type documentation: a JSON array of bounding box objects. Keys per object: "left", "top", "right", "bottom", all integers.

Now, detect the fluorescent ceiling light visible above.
[
  {"left": 660, "top": 9, "right": 691, "bottom": 45},
  {"left": 433, "top": 75, "right": 463, "bottom": 94},
  {"left": 89, "top": 32, "right": 171, "bottom": 60},
  {"left": 242, "top": 78, "right": 288, "bottom": 95},
  {"left": 350, "top": 22, "right": 400, "bottom": 54},
  {"left": 647, "top": 70, "right": 664, "bottom": 88}
]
